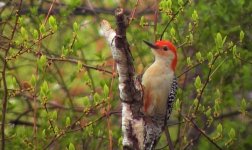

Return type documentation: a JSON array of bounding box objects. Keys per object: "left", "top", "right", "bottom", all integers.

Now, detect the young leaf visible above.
[
  {"left": 37, "top": 55, "right": 47, "bottom": 70},
  {"left": 186, "top": 57, "right": 192, "bottom": 67},
  {"left": 30, "top": 74, "right": 37, "bottom": 87},
  {"left": 103, "top": 84, "right": 109, "bottom": 98},
  {"left": 241, "top": 98, "right": 247, "bottom": 113},
  {"left": 65, "top": 117, "right": 71, "bottom": 127},
  {"left": 229, "top": 128, "right": 236, "bottom": 139},
  {"left": 77, "top": 61, "right": 82, "bottom": 72},
  {"left": 194, "top": 76, "right": 202, "bottom": 90},
  {"left": 193, "top": 98, "right": 199, "bottom": 106},
  {"left": 166, "top": 0, "right": 172, "bottom": 9},
  {"left": 49, "top": 16, "right": 57, "bottom": 31},
  {"left": 215, "top": 32, "right": 223, "bottom": 48},
  {"left": 207, "top": 52, "right": 213, "bottom": 65},
  {"left": 205, "top": 108, "right": 211, "bottom": 117},
  {"left": 73, "top": 22, "right": 79, "bottom": 32},
  {"left": 192, "top": 10, "right": 199, "bottom": 22},
  {"left": 83, "top": 96, "right": 90, "bottom": 107},
  {"left": 40, "top": 80, "right": 50, "bottom": 99},
  {"left": 217, "top": 123, "right": 223, "bottom": 133},
  {"left": 33, "top": 29, "right": 39, "bottom": 39},
  {"left": 39, "top": 24, "right": 46, "bottom": 35},
  {"left": 239, "top": 30, "right": 244, "bottom": 42},
  {"left": 178, "top": 0, "right": 183, "bottom": 6},
  {"left": 51, "top": 110, "right": 58, "bottom": 120},
  {"left": 170, "top": 27, "right": 176, "bottom": 37},
  {"left": 42, "top": 129, "right": 46, "bottom": 139},
  {"left": 93, "top": 93, "right": 100, "bottom": 104},
  {"left": 175, "top": 99, "right": 181, "bottom": 111},
  {"left": 196, "top": 52, "right": 202, "bottom": 62},
  {"left": 68, "top": 143, "right": 75, "bottom": 150},
  {"left": 21, "top": 27, "right": 28, "bottom": 40},
  {"left": 140, "top": 16, "right": 145, "bottom": 27}
]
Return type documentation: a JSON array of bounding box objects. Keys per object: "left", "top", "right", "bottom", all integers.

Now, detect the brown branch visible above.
[
  {"left": 47, "top": 56, "right": 113, "bottom": 74},
  {"left": 128, "top": 0, "right": 140, "bottom": 24},
  {"left": 43, "top": 100, "right": 107, "bottom": 149},
  {"left": 17, "top": 5, "right": 154, "bottom": 17},
  {"left": 1, "top": 0, "right": 22, "bottom": 149},
  {"left": 184, "top": 117, "right": 222, "bottom": 150}
]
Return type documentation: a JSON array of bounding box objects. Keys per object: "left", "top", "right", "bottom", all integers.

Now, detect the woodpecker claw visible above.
[{"left": 143, "top": 40, "right": 159, "bottom": 49}]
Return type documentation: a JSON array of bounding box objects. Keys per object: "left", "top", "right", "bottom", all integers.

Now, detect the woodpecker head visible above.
[{"left": 143, "top": 40, "right": 177, "bottom": 71}]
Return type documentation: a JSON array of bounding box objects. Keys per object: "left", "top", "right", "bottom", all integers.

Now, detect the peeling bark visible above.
[{"left": 100, "top": 8, "right": 166, "bottom": 150}]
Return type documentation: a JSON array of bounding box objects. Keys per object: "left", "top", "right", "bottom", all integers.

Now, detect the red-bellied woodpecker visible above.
[{"left": 142, "top": 40, "right": 178, "bottom": 120}]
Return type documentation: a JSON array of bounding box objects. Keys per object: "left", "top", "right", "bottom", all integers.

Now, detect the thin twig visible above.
[
  {"left": 160, "top": 0, "right": 190, "bottom": 40},
  {"left": 184, "top": 116, "right": 222, "bottom": 150},
  {"left": 129, "top": 0, "right": 140, "bottom": 24},
  {"left": 1, "top": 0, "right": 22, "bottom": 149},
  {"left": 47, "top": 56, "right": 113, "bottom": 74}
]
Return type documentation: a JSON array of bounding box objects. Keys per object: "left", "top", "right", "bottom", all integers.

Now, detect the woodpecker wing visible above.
[{"left": 166, "top": 77, "right": 178, "bottom": 120}]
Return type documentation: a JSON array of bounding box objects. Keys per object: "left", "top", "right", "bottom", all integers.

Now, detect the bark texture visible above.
[{"left": 100, "top": 8, "right": 166, "bottom": 150}]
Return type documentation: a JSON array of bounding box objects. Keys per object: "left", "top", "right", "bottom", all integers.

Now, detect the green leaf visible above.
[
  {"left": 217, "top": 123, "right": 223, "bottom": 133},
  {"left": 37, "top": 55, "right": 47, "bottom": 70},
  {"left": 20, "top": 27, "right": 28, "bottom": 40},
  {"left": 167, "top": 0, "right": 172, "bottom": 9},
  {"left": 193, "top": 98, "right": 199, "bottom": 106},
  {"left": 40, "top": 80, "right": 49, "bottom": 98},
  {"left": 215, "top": 32, "right": 225, "bottom": 49},
  {"left": 64, "top": 0, "right": 80, "bottom": 8},
  {"left": 65, "top": 117, "right": 71, "bottom": 127},
  {"left": 205, "top": 108, "right": 211, "bottom": 117},
  {"left": 103, "top": 84, "right": 109, "bottom": 98},
  {"left": 68, "top": 143, "right": 75, "bottom": 150},
  {"left": 42, "top": 129, "right": 46, "bottom": 139},
  {"left": 77, "top": 61, "right": 82, "bottom": 72},
  {"left": 192, "top": 10, "right": 198, "bottom": 22},
  {"left": 51, "top": 110, "right": 58, "bottom": 120},
  {"left": 232, "top": 45, "right": 237, "bottom": 58},
  {"left": 186, "top": 57, "right": 192, "bottom": 67},
  {"left": 140, "top": 16, "right": 145, "bottom": 27},
  {"left": 229, "top": 128, "right": 236, "bottom": 139},
  {"left": 83, "top": 96, "right": 90, "bottom": 107},
  {"left": 196, "top": 52, "right": 202, "bottom": 62},
  {"left": 175, "top": 99, "right": 180, "bottom": 111},
  {"left": 170, "top": 27, "right": 176, "bottom": 37},
  {"left": 241, "top": 98, "right": 247, "bottom": 113},
  {"left": 194, "top": 76, "right": 202, "bottom": 90},
  {"left": 188, "top": 23, "right": 192, "bottom": 32},
  {"left": 39, "top": 24, "right": 46, "bottom": 35},
  {"left": 49, "top": 16, "right": 57, "bottom": 31},
  {"left": 93, "top": 93, "right": 100, "bottom": 104},
  {"left": 178, "top": 0, "right": 183, "bottom": 6},
  {"left": 214, "top": 100, "right": 220, "bottom": 117},
  {"left": 207, "top": 52, "right": 213, "bottom": 64},
  {"left": 11, "top": 77, "right": 18, "bottom": 88},
  {"left": 188, "top": 33, "right": 193, "bottom": 44},
  {"left": 30, "top": 74, "right": 37, "bottom": 87},
  {"left": 240, "top": 30, "right": 244, "bottom": 42},
  {"left": 61, "top": 46, "right": 69, "bottom": 57},
  {"left": 73, "top": 22, "right": 79, "bottom": 32},
  {"left": 33, "top": 29, "right": 39, "bottom": 39}
]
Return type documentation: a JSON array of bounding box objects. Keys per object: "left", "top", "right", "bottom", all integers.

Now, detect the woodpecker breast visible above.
[{"left": 142, "top": 62, "right": 175, "bottom": 117}]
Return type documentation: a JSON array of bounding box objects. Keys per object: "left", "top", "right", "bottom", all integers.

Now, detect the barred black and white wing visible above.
[{"left": 166, "top": 77, "right": 178, "bottom": 120}]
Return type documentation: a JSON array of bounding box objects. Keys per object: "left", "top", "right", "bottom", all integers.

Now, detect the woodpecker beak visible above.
[{"left": 143, "top": 40, "right": 159, "bottom": 49}]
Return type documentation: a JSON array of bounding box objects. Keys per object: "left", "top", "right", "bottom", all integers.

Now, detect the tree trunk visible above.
[{"left": 100, "top": 8, "right": 166, "bottom": 150}]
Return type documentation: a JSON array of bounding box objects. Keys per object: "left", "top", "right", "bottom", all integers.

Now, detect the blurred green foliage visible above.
[{"left": 0, "top": 0, "right": 252, "bottom": 149}]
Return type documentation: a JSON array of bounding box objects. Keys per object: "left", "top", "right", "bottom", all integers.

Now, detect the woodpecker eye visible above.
[{"left": 163, "top": 46, "right": 168, "bottom": 51}]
